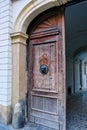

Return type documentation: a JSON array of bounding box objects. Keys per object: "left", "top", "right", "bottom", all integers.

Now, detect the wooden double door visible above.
[{"left": 27, "top": 7, "right": 66, "bottom": 130}]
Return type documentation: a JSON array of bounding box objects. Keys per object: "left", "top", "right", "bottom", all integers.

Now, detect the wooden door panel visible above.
[
  {"left": 33, "top": 41, "right": 58, "bottom": 92},
  {"left": 28, "top": 8, "right": 65, "bottom": 130},
  {"left": 32, "top": 96, "right": 58, "bottom": 114},
  {"left": 29, "top": 35, "right": 60, "bottom": 129}
]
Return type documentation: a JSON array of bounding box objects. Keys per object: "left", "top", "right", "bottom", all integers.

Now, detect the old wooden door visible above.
[{"left": 27, "top": 7, "right": 66, "bottom": 130}]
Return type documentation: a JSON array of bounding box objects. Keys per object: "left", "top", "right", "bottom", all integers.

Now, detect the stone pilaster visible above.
[{"left": 10, "top": 32, "right": 28, "bottom": 105}]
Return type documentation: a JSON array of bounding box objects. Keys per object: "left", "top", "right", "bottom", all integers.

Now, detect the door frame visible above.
[{"left": 26, "top": 7, "right": 66, "bottom": 130}]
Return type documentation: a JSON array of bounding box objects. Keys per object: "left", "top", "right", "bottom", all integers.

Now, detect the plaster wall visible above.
[
  {"left": 74, "top": 60, "right": 87, "bottom": 92},
  {"left": 82, "top": 62, "right": 87, "bottom": 90},
  {"left": 66, "top": 56, "right": 87, "bottom": 95},
  {"left": 0, "top": 0, "right": 12, "bottom": 107},
  {"left": 12, "top": 0, "right": 31, "bottom": 28},
  {"left": 74, "top": 60, "right": 81, "bottom": 92},
  {"left": 0, "top": 0, "right": 12, "bottom": 124}
]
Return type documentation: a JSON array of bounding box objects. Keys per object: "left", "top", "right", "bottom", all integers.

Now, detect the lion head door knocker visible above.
[{"left": 39, "top": 54, "right": 49, "bottom": 75}]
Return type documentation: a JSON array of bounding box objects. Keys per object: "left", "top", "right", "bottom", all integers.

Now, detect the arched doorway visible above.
[
  {"left": 10, "top": 0, "right": 87, "bottom": 129},
  {"left": 26, "top": 7, "right": 66, "bottom": 130}
]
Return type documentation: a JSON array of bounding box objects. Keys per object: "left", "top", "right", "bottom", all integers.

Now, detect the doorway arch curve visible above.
[
  {"left": 13, "top": 0, "right": 74, "bottom": 33},
  {"left": 13, "top": 0, "right": 64, "bottom": 33}
]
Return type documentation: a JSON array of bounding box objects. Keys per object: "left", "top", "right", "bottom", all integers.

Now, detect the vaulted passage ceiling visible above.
[{"left": 65, "top": 0, "right": 87, "bottom": 58}]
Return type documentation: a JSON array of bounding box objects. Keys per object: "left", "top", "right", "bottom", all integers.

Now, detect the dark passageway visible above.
[{"left": 66, "top": 0, "right": 87, "bottom": 130}]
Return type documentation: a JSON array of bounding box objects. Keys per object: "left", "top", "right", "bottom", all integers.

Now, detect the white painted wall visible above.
[
  {"left": 12, "top": 0, "right": 31, "bottom": 29},
  {"left": 82, "top": 62, "right": 87, "bottom": 90},
  {"left": 66, "top": 57, "right": 87, "bottom": 94},
  {"left": 74, "top": 60, "right": 81, "bottom": 92},
  {"left": 74, "top": 60, "right": 87, "bottom": 92},
  {"left": 0, "top": 0, "right": 12, "bottom": 106}
]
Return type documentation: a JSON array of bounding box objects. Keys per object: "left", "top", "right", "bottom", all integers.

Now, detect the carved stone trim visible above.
[{"left": 10, "top": 32, "right": 28, "bottom": 45}]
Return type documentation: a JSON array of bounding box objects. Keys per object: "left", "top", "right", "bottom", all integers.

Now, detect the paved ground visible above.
[
  {"left": 67, "top": 90, "right": 87, "bottom": 130},
  {"left": 0, "top": 123, "right": 56, "bottom": 130},
  {"left": 0, "top": 91, "right": 87, "bottom": 130}
]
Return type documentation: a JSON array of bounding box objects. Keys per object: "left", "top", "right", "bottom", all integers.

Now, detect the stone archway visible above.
[
  {"left": 10, "top": 0, "right": 74, "bottom": 129},
  {"left": 13, "top": 0, "right": 72, "bottom": 33}
]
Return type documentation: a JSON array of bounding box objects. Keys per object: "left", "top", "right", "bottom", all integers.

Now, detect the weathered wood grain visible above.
[{"left": 27, "top": 8, "right": 65, "bottom": 130}]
